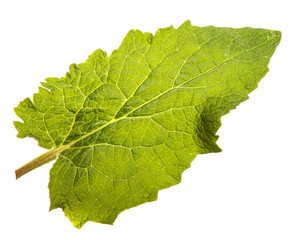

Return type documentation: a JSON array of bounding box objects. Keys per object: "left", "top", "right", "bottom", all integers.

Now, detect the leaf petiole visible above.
[{"left": 15, "top": 146, "right": 67, "bottom": 179}]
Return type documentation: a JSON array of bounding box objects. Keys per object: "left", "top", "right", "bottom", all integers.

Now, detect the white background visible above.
[{"left": 0, "top": 0, "right": 291, "bottom": 239}]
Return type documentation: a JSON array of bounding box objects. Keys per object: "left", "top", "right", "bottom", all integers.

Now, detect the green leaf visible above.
[{"left": 14, "top": 21, "right": 281, "bottom": 228}]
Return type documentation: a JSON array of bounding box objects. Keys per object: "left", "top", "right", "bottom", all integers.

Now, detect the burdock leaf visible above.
[{"left": 14, "top": 21, "right": 281, "bottom": 228}]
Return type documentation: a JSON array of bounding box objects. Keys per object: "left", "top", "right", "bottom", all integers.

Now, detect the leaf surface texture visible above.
[{"left": 14, "top": 21, "right": 281, "bottom": 228}]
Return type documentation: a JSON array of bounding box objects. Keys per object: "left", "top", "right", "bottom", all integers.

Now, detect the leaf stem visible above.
[{"left": 15, "top": 146, "right": 66, "bottom": 179}]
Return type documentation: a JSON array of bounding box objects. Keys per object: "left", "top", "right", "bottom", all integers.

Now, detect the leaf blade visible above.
[{"left": 14, "top": 21, "right": 281, "bottom": 228}]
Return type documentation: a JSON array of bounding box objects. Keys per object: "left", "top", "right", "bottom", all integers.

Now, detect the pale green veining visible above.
[{"left": 14, "top": 21, "right": 281, "bottom": 228}]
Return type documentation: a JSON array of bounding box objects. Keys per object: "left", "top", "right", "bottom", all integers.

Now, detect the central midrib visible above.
[{"left": 55, "top": 35, "right": 273, "bottom": 155}]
